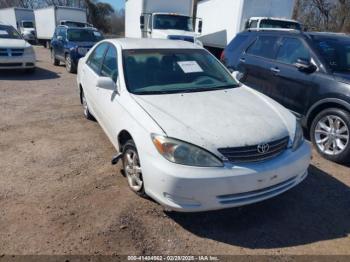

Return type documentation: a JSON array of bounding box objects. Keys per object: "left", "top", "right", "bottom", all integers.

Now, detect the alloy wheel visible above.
[
  {"left": 66, "top": 55, "right": 72, "bottom": 71},
  {"left": 124, "top": 149, "right": 143, "bottom": 192},
  {"left": 314, "top": 115, "right": 349, "bottom": 155}
]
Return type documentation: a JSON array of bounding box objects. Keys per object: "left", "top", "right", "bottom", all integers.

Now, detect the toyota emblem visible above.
[{"left": 257, "top": 143, "right": 270, "bottom": 154}]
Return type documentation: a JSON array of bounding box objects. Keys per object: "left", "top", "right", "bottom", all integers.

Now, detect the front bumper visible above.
[
  {"left": 142, "top": 141, "right": 311, "bottom": 212},
  {"left": 0, "top": 55, "right": 36, "bottom": 69}
]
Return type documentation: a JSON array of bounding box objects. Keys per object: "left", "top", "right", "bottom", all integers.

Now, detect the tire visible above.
[
  {"left": 310, "top": 108, "right": 350, "bottom": 164},
  {"left": 81, "top": 89, "right": 95, "bottom": 121},
  {"left": 51, "top": 49, "right": 60, "bottom": 66},
  {"left": 65, "top": 54, "right": 76, "bottom": 73},
  {"left": 122, "top": 140, "right": 146, "bottom": 197}
]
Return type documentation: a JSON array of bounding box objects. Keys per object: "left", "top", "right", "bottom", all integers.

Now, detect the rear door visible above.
[
  {"left": 238, "top": 35, "right": 280, "bottom": 96},
  {"left": 271, "top": 37, "right": 316, "bottom": 115},
  {"left": 82, "top": 42, "right": 109, "bottom": 121}
]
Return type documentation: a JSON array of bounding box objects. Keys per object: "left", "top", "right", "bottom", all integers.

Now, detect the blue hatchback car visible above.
[{"left": 50, "top": 26, "right": 104, "bottom": 73}]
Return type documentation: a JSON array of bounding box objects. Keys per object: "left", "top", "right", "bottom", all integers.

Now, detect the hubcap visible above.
[
  {"left": 66, "top": 56, "right": 71, "bottom": 70},
  {"left": 315, "top": 115, "right": 349, "bottom": 155},
  {"left": 124, "top": 150, "right": 143, "bottom": 192}
]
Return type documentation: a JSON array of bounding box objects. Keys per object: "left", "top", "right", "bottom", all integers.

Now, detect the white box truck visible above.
[
  {"left": 34, "top": 6, "right": 87, "bottom": 48},
  {"left": 125, "top": 0, "right": 202, "bottom": 44},
  {"left": 0, "top": 8, "right": 36, "bottom": 42},
  {"left": 197, "top": 0, "right": 299, "bottom": 54}
]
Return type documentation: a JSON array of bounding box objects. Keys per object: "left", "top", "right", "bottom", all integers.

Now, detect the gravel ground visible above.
[{"left": 0, "top": 46, "right": 350, "bottom": 256}]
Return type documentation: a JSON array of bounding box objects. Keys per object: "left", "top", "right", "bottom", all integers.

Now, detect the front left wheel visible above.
[
  {"left": 122, "top": 140, "right": 146, "bottom": 197},
  {"left": 311, "top": 108, "right": 350, "bottom": 164},
  {"left": 65, "top": 54, "right": 76, "bottom": 73}
]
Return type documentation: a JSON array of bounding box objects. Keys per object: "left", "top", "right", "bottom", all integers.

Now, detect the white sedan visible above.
[
  {"left": 77, "top": 38, "right": 311, "bottom": 212},
  {"left": 0, "top": 23, "right": 36, "bottom": 72}
]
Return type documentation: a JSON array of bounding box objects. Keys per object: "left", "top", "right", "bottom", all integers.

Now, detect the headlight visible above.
[
  {"left": 24, "top": 46, "right": 34, "bottom": 56},
  {"left": 151, "top": 135, "right": 223, "bottom": 167},
  {"left": 292, "top": 121, "right": 304, "bottom": 151}
]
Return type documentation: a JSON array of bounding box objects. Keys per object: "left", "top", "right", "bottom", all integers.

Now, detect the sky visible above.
[{"left": 97, "top": 0, "right": 125, "bottom": 11}]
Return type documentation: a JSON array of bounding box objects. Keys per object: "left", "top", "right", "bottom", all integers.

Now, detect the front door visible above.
[{"left": 271, "top": 37, "right": 316, "bottom": 115}]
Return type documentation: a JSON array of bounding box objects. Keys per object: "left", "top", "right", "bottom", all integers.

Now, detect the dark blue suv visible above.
[{"left": 50, "top": 26, "right": 103, "bottom": 73}]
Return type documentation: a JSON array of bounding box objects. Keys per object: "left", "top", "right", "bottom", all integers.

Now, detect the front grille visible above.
[
  {"left": 0, "top": 48, "right": 24, "bottom": 57},
  {"left": 218, "top": 136, "right": 289, "bottom": 163}
]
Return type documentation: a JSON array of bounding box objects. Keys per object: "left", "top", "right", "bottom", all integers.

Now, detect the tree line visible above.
[
  {"left": 0, "top": 0, "right": 125, "bottom": 36},
  {"left": 293, "top": 0, "right": 350, "bottom": 32}
]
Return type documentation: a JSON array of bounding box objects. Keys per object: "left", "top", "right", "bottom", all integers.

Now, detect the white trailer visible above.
[
  {"left": 125, "top": 0, "right": 202, "bottom": 44},
  {"left": 197, "top": 0, "right": 297, "bottom": 52},
  {"left": 34, "top": 6, "right": 87, "bottom": 47},
  {"left": 0, "top": 8, "right": 36, "bottom": 42}
]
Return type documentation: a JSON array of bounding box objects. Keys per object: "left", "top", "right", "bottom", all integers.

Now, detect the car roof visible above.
[
  {"left": 249, "top": 17, "right": 299, "bottom": 23},
  {"left": 107, "top": 38, "right": 202, "bottom": 50},
  {"left": 306, "top": 31, "right": 350, "bottom": 40}
]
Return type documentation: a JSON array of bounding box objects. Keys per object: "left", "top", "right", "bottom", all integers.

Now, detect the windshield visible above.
[
  {"left": 67, "top": 29, "right": 103, "bottom": 42},
  {"left": 153, "top": 14, "right": 193, "bottom": 31},
  {"left": 123, "top": 49, "right": 239, "bottom": 95},
  {"left": 0, "top": 25, "right": 22, "bottom": 39},
  {"left": 312, "top": 36, "right": 350, "bottom": 73},
  {"left": 260, "top": 19, "right": 302, "bottom": 30},
  {"left": 22, "top": 21, "right": 34, "bottom": 28}
]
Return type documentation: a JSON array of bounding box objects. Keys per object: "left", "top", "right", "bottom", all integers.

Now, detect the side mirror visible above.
[
  {"left": 140, "top": 15, "right": 145, "bottom": 30},
  {"left": 97, "top": 76, "right": 117, "bottom": 91},
  {"left": 294, "top": 58, "right": 317, "bottom": 73},
  {"left": 198, "top": 20, "right": 203, "bottom": 34},
  {"left": 57, "top": 35, "right": 63, "bottom": 41}
]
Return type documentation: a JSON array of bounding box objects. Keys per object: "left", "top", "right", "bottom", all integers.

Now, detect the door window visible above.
[
  {"left": 227, "top": 35, "right": 249, "bottom": 52},
  {"left": 101, "top": 46, "right": 118, "bottom": 82},
  {"left": 246, "top": 36, "right": 279, "bottom": 59},
  {"left": 87, "top": 43, "right": 108, "bottom": 74},
  {"left": 276, "top": 38, "right": 310, "bottom": 64}
]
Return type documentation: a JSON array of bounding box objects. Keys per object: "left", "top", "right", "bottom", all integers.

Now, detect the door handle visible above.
[
  {"left": 270, "top": 67, "right": 280, "bottom": 74},
  {"left": 240, "top": 58, "right": 246, "bottom": 63}
]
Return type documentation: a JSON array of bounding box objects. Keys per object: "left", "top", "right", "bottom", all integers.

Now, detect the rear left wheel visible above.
[
  {"left": 51, "top": 49, "right": 60, "bottom": 66},
  {"left": 122, "top": 140, "right": 146, "bottom": 197},
  {"left": 81, "top": 89, "right": 94, "bottom": 121}
]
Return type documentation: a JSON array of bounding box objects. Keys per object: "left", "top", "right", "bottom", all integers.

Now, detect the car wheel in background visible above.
[
  {"left": 311, "top": 108, "right": 350, "bottom": 164},
  {"left": 81, "top": 89, "right": 95, "bottom": 121},
  {"left": 122, "top": 140, "right": 146, "bottom": 197},
  {"left": 65, "top": 54, "right": 76, "bottom": 73},
  {"left": 51, "top": 50, "right": 60, "bottom": 66}
]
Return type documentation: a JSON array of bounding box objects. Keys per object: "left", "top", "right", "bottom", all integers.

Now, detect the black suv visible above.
[{"left": 222, "top": 30, "right": 350, "bottom": 163}]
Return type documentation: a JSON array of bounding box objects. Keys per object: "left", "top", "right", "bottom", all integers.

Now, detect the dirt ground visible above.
[{"left": 0, "top": 46, "right": 350, "bottom": 256}]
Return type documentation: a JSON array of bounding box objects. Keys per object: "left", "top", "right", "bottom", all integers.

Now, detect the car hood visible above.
[
  {"left": 132, "top": 87, "right": 296, "bottom": 154},
  {"left": 0, "top": 38, "right": 29, "bottom": 48},
  {"left": 334, "top": 72, "right": 350, "bottom": 84}
]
